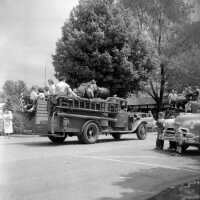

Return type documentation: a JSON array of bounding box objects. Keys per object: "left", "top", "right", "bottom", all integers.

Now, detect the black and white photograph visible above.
[{"left": 0, "top": 0, "right": 200, "bottom": 199}]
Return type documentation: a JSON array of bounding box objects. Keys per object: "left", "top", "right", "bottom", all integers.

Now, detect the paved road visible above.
[{"left": 0, "top": 133, "right": 200, "bottom": 200}]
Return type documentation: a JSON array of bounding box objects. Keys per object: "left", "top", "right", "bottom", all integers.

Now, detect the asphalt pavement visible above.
[{"left": 0, "top": 133, "right": 200, "bottom": 200}]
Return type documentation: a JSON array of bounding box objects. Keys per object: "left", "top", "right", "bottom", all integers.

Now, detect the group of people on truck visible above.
[
  {"left": 21, "top": 76, "right": 100, "bottom": 113},
  {"left": 47, "top": 76, "right": 78, "bottom": 98}
]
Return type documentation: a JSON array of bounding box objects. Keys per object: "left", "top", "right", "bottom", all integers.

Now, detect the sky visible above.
[{"left": 0, "top": 0, "right": 79, "bottom": 89}]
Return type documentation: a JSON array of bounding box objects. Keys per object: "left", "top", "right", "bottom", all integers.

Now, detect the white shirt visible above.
[
  {"left": 38, "top": 93, "right": 45, "bottom": 99},
  {"left": 55, "top": 81, "right": 70, "bottom": 95},
  {"left": 49, "top": 84, "right": 56, "bottom": 95},
  {"left": 55, "top": 81, "right": 78, "bottom": 97},
  {"left": 30, "top": 90, "right": 38, "bottom": 101},
  {"left": 3, "top": 111, "right": 13, "bottom": 134},
  {"left": 168, "top": 93, "right": 177, "bottom": 102}
]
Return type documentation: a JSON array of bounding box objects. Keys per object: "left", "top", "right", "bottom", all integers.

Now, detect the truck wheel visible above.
[
  {"left": 136, "top": 123, "right": 147, "bottom": 140},
  {"left": 48, "top": 134, "right": 66, "bottom": 144},
  {"left": 111, "top": 133, "right": 121, "bottom": 140},
  {"left": 81, "top": 122, "right": 99, "bottom": 144}
]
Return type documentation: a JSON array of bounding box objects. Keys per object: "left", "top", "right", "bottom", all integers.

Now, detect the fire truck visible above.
[{"left": 20, "top": 96, "right": 148, "bottom": 144}]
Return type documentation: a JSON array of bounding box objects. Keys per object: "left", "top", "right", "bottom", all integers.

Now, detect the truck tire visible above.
[
  {"left": 80, "top": 122, "right": 99, "bottom": 144},
  {"left": 48, "top": 134, "right": 66, "bottom": 144},
  {"left": 136, "top": 123, "right": 147, "bottom": 140},
  {"left": 111, "top": 133, "right": 121, "bottom": 140}
]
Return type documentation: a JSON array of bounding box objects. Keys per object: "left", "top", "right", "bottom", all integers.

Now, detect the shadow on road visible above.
[
  {"left": 9, "top": 137, "right": 137, "bottom": 147},
  {"left": 97, "top": 146, "right": 200, "bottom": 200},
  {"left": 98, "top": 167, "right": 200, "bottom": 200}
]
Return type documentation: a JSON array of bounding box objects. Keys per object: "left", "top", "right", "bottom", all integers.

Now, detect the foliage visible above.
[
  {"left": 3, "top": 98, "right": 14, "bottom": 111},
  {"left": 52, "top": 0, "right": 153, "bottom": 97},
  {"left": 3, "top": 80, "right": 28, "bottom": 111},
  {"left": 0, "top": 91, "right": 6, "bottom": 103},
  {"left": 166, "top": 20, "right": 200, "bottom": 91},
  {"left": 120, "top": 0, "right": 193, "bottom": 116},
  {"left": 168, "top": 46, "right": 200, "bottom": 91},
  {"left": 3, "top": 80, "right": 27, "bottom": 97}
]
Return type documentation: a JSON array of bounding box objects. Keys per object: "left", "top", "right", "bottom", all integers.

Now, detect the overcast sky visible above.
[{"left": 0, "top": 0, "right": 78, "bottom": 89}]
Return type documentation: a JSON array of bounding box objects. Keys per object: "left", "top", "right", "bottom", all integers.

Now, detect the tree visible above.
[
  {"left": 167, "top": 21, "right": 200, "bottom": 91},
  {"left": 3, "top": 80, "right": 28, "bottom": 111},
  {"left": 52, "top": 0, "right": 152, "bottom": 97},
  {"left": 3, "top": 80, "right": 27, "bottom": 97},
  {"left": 120, "top": 0, "right": 193, "bottom": 116}
]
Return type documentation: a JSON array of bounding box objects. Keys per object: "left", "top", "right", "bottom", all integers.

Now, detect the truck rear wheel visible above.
[
  {"left": 136, "top": 123, "right": 147, "bottom": 140},
  {"left": 80, "top": 122, "right": 99, "bottom": 144},
  {"left": 48, "top": 134, "right": 66, "bottom": 144}
]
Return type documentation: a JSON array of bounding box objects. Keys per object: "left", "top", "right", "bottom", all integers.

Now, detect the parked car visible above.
[
  {"left": 135, "top": 112, "right": 156, "bottom": 131},
  {"left": 156, "top": 111, "right": 200, "bottom": 153}
]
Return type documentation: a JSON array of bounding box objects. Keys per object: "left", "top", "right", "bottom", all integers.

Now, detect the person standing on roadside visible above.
[
  {"left": 3, "top": 107, "right": 13, "bottom": 137},
  {"left": 168, "top": 89, "right": 177, "bottom": 108},
  {"left": 156, "top": 112, "right": 165, "bottom": 150}
]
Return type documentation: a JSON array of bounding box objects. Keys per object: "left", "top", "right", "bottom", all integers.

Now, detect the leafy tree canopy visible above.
[
  {"left": 53, "top": 0, "right": 153, "bottom": 97},
  {"left": 3, "top": 80, "right": 28, "bottom": 111},
  {"left": 168, "top": 46, "right": 200, "bottom": 91},
  {"left": 3, "top": 80, "right": 27, "bottom": 97},
  {"left": 167, "top": 21, "right": 200, "bottom": 91},
  {"left": 119, "top": 0, "right": 194, "bottom": 117}
]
